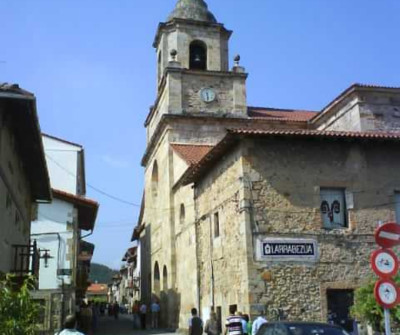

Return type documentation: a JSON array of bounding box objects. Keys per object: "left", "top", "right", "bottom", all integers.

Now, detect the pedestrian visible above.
[
  {"left": 225, "top": 306, "right": 243, "bottom": 335},
  {"left": 151, "top": 300, "right": 161, "bottom": 328},
  {"left": 140, "top": 302, "right": 147, "bottom": 329},
  {"left": 91, "top": 302, "right": 99, "bottom": 332},
  {"left": 55, "top": 314, "right": 85, "bottom": 335},
  {"left": 132, "top": 300, "right": 141, "bottom": 329},
  {"left": 251, "top": 310, "right": 267, "bottom": 335},
  {"left": 113, "top": 301, "right": 120, "bottom": 320},
  {"left": 189, "top": 308, "right": 203, "bottom": 335},
  {"left": 243, "top": 314, "right": 252, "bottom": 335},
  {"left": 205, "top": 311, "right": 220, "bottom": 335},
  {"left": 236, "top": 312, "right": 247, "bottom": 335},
  {"left": 78, "top": 301, "right": 93, "bottom": 335}
]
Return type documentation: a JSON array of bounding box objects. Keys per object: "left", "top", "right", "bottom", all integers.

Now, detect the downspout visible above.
[{"left": 193, "top": 184, "right": 202, "bottom": 316}]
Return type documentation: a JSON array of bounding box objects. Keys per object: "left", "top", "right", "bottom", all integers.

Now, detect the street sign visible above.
[
  {"left": 371, "top": 249, "right": 399, "bottom": 278},
  {"left": 375, "top": 222, "right": 400, "bottom": 248},
  {"left": 374, "top": 279, "right": 400, "bottom": 309}
]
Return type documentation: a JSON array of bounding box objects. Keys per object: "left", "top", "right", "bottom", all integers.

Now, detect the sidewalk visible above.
[{"left": 95, "top": 314, "right": 175, "bottom": 335}]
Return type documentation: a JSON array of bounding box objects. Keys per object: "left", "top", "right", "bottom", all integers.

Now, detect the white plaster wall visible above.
[
  {"left": 31, "top": 199, "right": 75, "bottom": 289},
  {"left": 42, "top": 136, "right": 80, "bottom": 195}
]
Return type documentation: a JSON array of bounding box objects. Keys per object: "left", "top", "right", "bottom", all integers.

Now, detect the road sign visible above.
[
  {"left": 375, "top": 222, "right": 400, "bottom": 248},
  {"left": 374, "top": 279, "right": 400, "bottom": 309},
  {"left": 371, "top": 249, "right": 399, "bottom": 278}
]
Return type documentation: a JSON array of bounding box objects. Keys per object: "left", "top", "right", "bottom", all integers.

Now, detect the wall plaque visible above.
[{"left": 256, "top": 238, "right": 318, "bottom": 262}]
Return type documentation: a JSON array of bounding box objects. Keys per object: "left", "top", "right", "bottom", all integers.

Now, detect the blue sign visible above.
[
  {"left": 262, "top": 242, "right": 315, "bottom": 257},
  {"left": 257, "top": 238, "right": 318, "bottom": 262}
]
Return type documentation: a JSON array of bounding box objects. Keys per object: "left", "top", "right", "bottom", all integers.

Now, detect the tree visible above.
[
  {"left": 351, "top": 277, "right": 400, "bottom": 332},
  {"left": 0, "top": 275, "right": 42, "bottom": 335}
]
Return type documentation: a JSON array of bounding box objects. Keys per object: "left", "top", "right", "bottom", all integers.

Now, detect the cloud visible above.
[{"left": 101, "top": 155, "right": 130, "bottom": 169}]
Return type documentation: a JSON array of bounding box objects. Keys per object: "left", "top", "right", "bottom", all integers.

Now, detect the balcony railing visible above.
[{"left": 11, "top": 240, "right": 40, "bottom": 280}]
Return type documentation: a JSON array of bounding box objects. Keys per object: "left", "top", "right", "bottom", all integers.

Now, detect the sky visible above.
[{"left": 1, "top": 0, "right": 399, "bottom": 269}]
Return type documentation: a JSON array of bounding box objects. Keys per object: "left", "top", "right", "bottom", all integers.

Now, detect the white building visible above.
[{"left": 31, "top": 134, "right": 98, "bottom": 335}]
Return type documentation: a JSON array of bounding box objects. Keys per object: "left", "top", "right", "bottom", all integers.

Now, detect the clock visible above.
[{"left": 200, "top": 88, "right": 216, "bottom": 103}]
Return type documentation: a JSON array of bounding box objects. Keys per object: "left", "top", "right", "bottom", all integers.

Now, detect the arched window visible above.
[
  {"left": 151, "top": 161, "right": 159, "bottom": 198},
  {"left": 163, "top": 266, "right": 168, "bottom": 291},
  {"left": 180, "top": 204, "right": 185, "bottom": 225},
  {"left": 190, "top": 40, "right": 207, "bottom": 70},
  {"left": 154, "top": 262, "right": 160, "bottom": 295},
  {"left": 157, "top": 52, "right": 162, "bottom": 81}
]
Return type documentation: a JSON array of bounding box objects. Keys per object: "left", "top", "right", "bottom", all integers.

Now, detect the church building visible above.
[{"left": 134, "top": 0, "right": 400, "bottom": 331}]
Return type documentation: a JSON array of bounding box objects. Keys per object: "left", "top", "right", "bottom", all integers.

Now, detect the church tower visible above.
[
  {"left": 145, "top": 0, "right": 248, "bottom": 143},
  {"left": 140, "top": 1, "right": 248, "bottom": 330}
]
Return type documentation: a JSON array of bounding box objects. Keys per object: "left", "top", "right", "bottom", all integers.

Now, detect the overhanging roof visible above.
[
  {"left": 0, "top": 83, "right": 51, "bottom": 201},
  {"left": 180, "top": 128, "right": 400, "bottom": 186},
  {"left": 52, "top": 189, "right": 99, "bottom": 231}
]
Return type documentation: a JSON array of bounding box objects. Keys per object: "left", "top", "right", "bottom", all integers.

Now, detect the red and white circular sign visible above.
[
  {"left": 371, "top": 249, "right": 399, "bottom": 278},
  {"left": 374, "top": 279, "right": 399, "bottom": 309}
]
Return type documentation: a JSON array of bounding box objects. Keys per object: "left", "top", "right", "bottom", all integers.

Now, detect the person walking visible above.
[
  {"left": 189, "top": 308, "right": 203, "bottom": 335},
  {"left": 251, "top": 311, "right": 267, "bottom": 335},
  {"left": 56, "top": 315, "right": 85, "bottom": 335},
  {"left": 113, "top": 301, "right": 120, "bottom": 320},
  {"left": 151, "top": 300, "right": 161, "bottom": 329},
  {"left": 132, "top": 300, "right": 141, "bottom": 329},
  {"left": 236, "top": 312, "right": 248, "bottom": 335},
  {"left": 205, "top": 311, "right": 220, "bottom": 335},
  {"left": 225, "top": 306, "right": 243, "bottom": 335},
  {"left": 78, "top": 302, "right": 92, "bottom": 335},
  {"left": 140, "top": 302, "right": 148, "bottom": 329},
  {"left": 243, "top": 314, "right": 252, "bottom": 335}
]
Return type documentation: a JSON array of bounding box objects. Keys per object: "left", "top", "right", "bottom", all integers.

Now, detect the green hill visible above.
[{"left": 89, "top": 263, "right": 118, "bottom": 284}]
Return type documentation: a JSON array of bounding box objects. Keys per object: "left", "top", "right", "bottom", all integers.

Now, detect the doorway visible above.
[{"left": 327, "top": 289, "right": 354, "bottom": 332}]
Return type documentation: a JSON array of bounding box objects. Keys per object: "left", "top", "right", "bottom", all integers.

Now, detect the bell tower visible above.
[
  {"left": 146, "top": 0, "right": 248, "bottom": 142},
  {"left": 154, "top": 0, "right": 231, "bottom": 82}
]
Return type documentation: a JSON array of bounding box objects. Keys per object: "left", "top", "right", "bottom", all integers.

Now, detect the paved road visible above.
[{"left": 95, "top": 314, "right": 174, "bottom": 335}]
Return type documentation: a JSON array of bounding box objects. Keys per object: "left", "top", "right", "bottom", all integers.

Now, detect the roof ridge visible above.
[
  {"left": 171, "top": 142, "right": 214, "bottom": 147},
  {"left": 248, "top": 106, "right": 318, "bottom": 113}
]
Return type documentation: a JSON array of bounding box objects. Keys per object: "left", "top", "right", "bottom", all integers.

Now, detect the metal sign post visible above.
[
  {"left": 372, "top": 221, "right": 400, "bottom": 335},
  {"left": 384, "top": 308, "right": 391, "bottom": 335}
]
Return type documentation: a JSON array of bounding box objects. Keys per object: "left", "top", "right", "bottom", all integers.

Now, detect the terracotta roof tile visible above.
[
  {"left": 228, "top": 128, "right": 400, "bottom": 139},
  {"left": 87, "top": 283, "right": 108, "bottom": 294},
  {"left": 179, "top": 129, "right": 400, "bottom": 186},
  {"left": 171, "top": 143, "right": 214, "bottom": 166},
  {"left": 248, "top": 107, "right": 318, "bottom": 122}
]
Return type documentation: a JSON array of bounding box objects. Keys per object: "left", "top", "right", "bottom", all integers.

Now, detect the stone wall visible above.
[
  {"left": 194, "top": 145, "right": 251, "bottom": 322},
  {"left": 242, "top": 137, "right": 400, "bottom": 321},
  {"left": 316, "top": 91, "right": 400, "bottom": 132}
]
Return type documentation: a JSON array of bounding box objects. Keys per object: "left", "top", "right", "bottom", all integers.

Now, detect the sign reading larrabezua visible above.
[{"left": 257, "top": 238, "right": 318, "bottom": 262}]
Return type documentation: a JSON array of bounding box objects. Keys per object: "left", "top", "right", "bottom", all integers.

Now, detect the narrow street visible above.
[{"left": 95, "top": 314, "right": 175, "bottom": 335}]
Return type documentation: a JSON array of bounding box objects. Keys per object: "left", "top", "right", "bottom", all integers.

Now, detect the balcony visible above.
[{"left": 10, "top": 241, "right": 40, "bottom": 287}]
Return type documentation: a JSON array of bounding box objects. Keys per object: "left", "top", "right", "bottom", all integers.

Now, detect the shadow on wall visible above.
[{"left": 152, "top": 289, "right": 181, "bottom": 330}]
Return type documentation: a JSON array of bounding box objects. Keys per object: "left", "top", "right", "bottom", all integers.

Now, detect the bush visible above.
[
  {"left": 351, "top": 276, "right": 400, "bottom": 332},
  {"left": 0, "top": 274, "right": 42, "bottom": 335}
]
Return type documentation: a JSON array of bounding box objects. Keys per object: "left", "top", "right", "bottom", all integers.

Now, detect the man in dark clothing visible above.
[{"left": 189, "top": 308, "right": 203, "bottom": 335}]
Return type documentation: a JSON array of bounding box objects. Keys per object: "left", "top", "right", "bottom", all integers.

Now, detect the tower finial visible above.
[{"left": 167, "top": 0, "right": 217, "bottom": 23}]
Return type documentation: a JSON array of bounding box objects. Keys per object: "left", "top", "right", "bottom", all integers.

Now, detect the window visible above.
[
  {"left": 395, "top": 192, "right": 400, "bottom": 224},
  {"left": 15, "top": 211, "right": 20, "bottom": 226},
  {"left": 214, "top": 212, "right": 220, "bottom": 238},
  {"left": 151, "top": 161, "right": 159, "bottom": 198},
  {"left": 320, "top": 188, "right": 347, "bottom": 229},
  {"left": 154, "top": 262, "right": 160, "bottom": 295},
  {"left": 180, "top": 204, "right": 185, "bottom": 225},
  {"left": 190, "top": 40, "right": 207, "bottom": 70},
  {"left": 6, "top": 191, "right": 12, "bottom": 209}
]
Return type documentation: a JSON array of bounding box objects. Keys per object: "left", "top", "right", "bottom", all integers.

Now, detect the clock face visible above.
[{"left": 200, "top": 88, "right": 216, "bottom": 103}]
